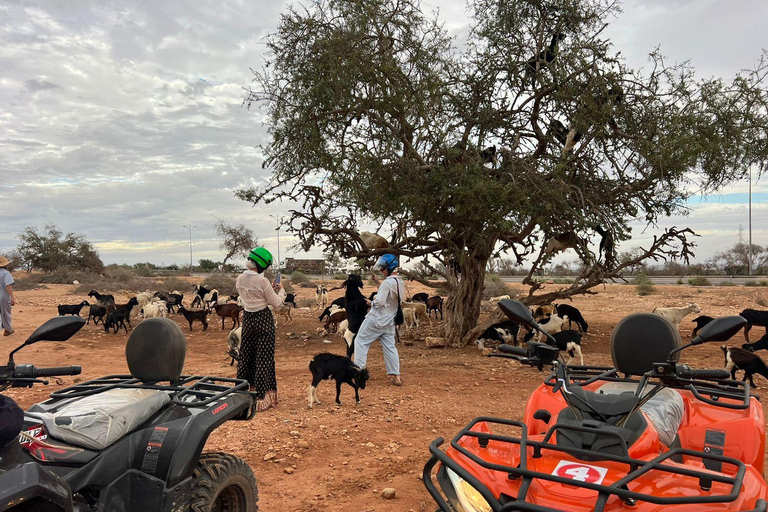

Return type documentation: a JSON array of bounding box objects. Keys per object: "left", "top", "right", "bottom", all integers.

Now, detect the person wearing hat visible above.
[
  {"left": 235, "top": 247, "right": 285, "bottom": 412},
  {"left": 0, "top": 256, "right": 14, "bottom": 337},
  {"left": 353, "top": 254, "right": 405, "bottom": 386}
]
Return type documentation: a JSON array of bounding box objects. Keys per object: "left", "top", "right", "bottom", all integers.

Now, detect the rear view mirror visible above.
[
  {"left": 25, "top": 316, "right": 86, "bottom": 345},
  {"left": 498, "top": 299, "right": 536, "bottom": 327},
  {"left": 693, "top": 316, "right": 747, "bottom": 344}
]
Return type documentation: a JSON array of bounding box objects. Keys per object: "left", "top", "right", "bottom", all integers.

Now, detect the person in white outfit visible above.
[
  {"left": 0, "top": 256, "right": 15, "bottom": 337},
  {"left": 353, "top": 254, "right": 405, "bottom": 386}
]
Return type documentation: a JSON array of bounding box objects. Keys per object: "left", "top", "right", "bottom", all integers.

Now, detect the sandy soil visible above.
[{"left": 3, "top": 278, "right": 768, "bottom": 511}]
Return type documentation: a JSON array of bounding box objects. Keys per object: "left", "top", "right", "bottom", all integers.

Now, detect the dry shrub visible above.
[
  {"left": 201, "top": 274, "right": 237, "bottom": 296},
  {"left": 483, "top": 275, "right": 511, "bottom": 300}
]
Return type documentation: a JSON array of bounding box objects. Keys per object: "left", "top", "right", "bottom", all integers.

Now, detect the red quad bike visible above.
[
  {"left": 0, "top": 316, "right": 259, "bottom": 512},
  {"left": 424, "top": 299, "right": 768, "bottom": 512}
]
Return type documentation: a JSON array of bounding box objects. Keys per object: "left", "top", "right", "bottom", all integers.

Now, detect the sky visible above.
[{"left": 0, "top": 0, "right": 765, "bottom": 268}]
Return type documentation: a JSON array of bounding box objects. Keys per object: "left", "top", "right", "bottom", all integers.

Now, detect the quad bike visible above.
[
  {"left": 424, "top": 299, "right": 768, "bottom": 512},
  {"left": 0, "top": 315, "right": 259, "bottom": 512}
]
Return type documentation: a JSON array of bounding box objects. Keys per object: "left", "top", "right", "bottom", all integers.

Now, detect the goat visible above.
[
  {"left": 319, "top": 299, "right": 345, "bottom": 321},
  {"left": 740, "top": 309, "right": 768, "bottom": 342},
  {"left": 307, "top": 353, "right": 369, "bottom": 408},
  {"left": 544, "top": 232, "right": 582, "bottom": 256},
  {"left": 476, "top": 320, "right": 520, "bottom": 350},
  {"left": 339, "top": 274, "right": 369, "bottom": 358},
  {"left": 533, "top": 304, "right": 555, "bottom": 322},
  {"left": 368, "top": 292, "right": 377, "bottom": 301},
  {"left": 427, "top": 296, "right": 444, "bottom": 320},
  {"left": 178, "top": 306, "right": 209, "bottom": 332},
  {"left": 359, "top": 231, "right": 390, "bottom": 250},
  {"left": 142, "top": 300, "right": 168, "bottom": 319},
  {"left": 284, "top": 293, "right": 297, "bottom": 308},
  {"left": 135, "top": 291, "right": 154, "bottom": 310},
  {"left": 192, "top": 288, "right": 218, "bottom": 311},
  {"left": 213, "top": 303, "right": 242, "bottom": 330},
  {"left": 401, "top": 301, "right": 430, "bottom": 326},
  {"left": 555, "top": 303, "right": 588, "bottom": 333},
  {"left": 403, "top": 308, "right": 419, "bottom": 330},
  {"left": 315, "top": 285, "right": 328, "bottom": 308},
  {"left": 652, "top": 303, "right": 701, "bottom": 329},
  {"left": 103, "top": 297, "right": 139, "bottom": 334},
  {"left": 691, "top": 315, "right": 715, "bottom": 338},
  {"left": 324, "top": 310, "right": 347, "bottom": 334},
  {"left": 489, "top": 295, "right": 510, "bottom": 302},
  {"left": 88, "top": 290, "right": 115, "bottom": 307},
  {"left": 227, "top": 327, "right": 241, "bottom": 366},
  {"left": 271, "top": 302, "right": 294, "bottom": 326},
  {"left": 86, "top": 304, "right": 107, "bottom": 325},
  {"left": 549, "top": 330, "right": 584, "bottom": 366},
  {"left": 525, "top": 32, "right": 566, "bottom": 86},
  {"left": 594, "top": 225, "right": 615, "bottom": 265},
  {"left": 723, "top": 345, "right": 768, "bottom": 388},
  {"left": 155, "top": 291, "right": 184, "bottom": 313},
  {"left": 57, "top": 301, "right": 90, "bottom": 317},
  {"left": 524, "top": 314, "right": 568, "bottom": 343},
  {"left": 742, "top": 333, "right": 768, "bottom": 353},
  {"left": 548, "top": 119, "right": 568, "bottom": 145},
  {"left": 411, "top": 292, "right": 429, "bottom": 304}
]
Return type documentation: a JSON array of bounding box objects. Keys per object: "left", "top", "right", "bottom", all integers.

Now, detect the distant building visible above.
[{"left": 284, "top": 258, "right": 325, "bottom": 274}]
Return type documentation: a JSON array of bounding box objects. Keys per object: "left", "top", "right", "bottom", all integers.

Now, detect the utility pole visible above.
[
  {"left": 748, "top": 166, "right": 753, "bottom": 276},
  {"left": 182, "top": 225, "right": 196, "bottom": 269}
]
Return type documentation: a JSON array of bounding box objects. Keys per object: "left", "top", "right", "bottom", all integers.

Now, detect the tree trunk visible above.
[{"left": 444, "top": 253, "right": 489, "bottom": 347}]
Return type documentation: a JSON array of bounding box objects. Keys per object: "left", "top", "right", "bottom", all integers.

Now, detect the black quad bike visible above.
[
  {"left": 424, "top": 299, "right": 768, "bottom": 512},
  {"left": 0, "top": 315, "right": 259, "bottom": 512}
]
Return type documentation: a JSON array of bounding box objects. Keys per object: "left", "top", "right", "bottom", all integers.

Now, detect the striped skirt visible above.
[{"left": 237, "top": 308, "right": 278, "bottom": 411}]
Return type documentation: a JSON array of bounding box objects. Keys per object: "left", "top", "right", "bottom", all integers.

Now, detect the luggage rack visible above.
[
  {"left": 424, "top": 416, "right": 763, "bottom": 512},
  {"left": 49, "top": 374, "right": 251, "bottom": 407}
]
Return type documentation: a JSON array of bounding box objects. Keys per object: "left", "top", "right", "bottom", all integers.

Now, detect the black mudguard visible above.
[{"left": 0, "top": 460, "right": 73, "bottom": 512}]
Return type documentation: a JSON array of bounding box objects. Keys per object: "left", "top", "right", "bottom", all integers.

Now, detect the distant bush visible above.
[
  {"left": 333, "top": 273, "right": 347, "bottom": 280},
  {"left": 300, "top": 281, "right": 317, "bottom": 289},
  {"left": 744, "top": 280, "right": 768, "bottom": 287},
  {"left": 688, "top": 276, "right": 711, "bottom": 286},
  {"left": 201, "top": 274, "right": 237, "bottom": 296},
  {"left": 551, "top": 278, "right": 574, "bottom": 284},
  {"left": 12, "top": 277, "right": 48, "bottom": 291},
  {"left": 758, "top": 298, "right": 767, "bottom": 307},
  {"left": 483, "top": 274, "right": 512, "bottom": 300},
  {"left": 298, "top": 297, "right": 316, "bottom": 307},
  {"left": 633, "top": 272, "right": 655, "bottom": 296},
  {"left": 158, "top": 277, "right": 192, "bottom": 293},
  {"left": 718, "top": 281, "right": 736, "bottom": 287},
  {"left": 290, "top": 271, "right": 311, "bottom": 284}
]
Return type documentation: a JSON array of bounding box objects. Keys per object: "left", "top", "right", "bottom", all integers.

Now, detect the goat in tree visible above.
[
  {"left": 525, "top": 32, "right": 566, "bottom": 86},
  {"left": 594, "top": 225, "right": 615, "bottom": 265}
]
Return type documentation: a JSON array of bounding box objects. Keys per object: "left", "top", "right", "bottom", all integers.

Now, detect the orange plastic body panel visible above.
[{"left": 441, "top": 381, "right": 767, "bottom": 511}]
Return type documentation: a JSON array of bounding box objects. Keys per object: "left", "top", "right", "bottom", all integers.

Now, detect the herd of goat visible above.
[{"left": 55, "top": 282, "right": 768, "bottom": 388}]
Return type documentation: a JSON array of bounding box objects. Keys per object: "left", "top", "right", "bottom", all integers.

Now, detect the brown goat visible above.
[
  {"left": 213, "top": 303, "right": 242, "bottom": 330},
  {"left": 325, "top": 310, "right": 347, "bottom": 334}
]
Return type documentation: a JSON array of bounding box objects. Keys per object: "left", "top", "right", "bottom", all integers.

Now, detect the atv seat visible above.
[
  {"left": 611, "top": 313, "right": 682, "bottom": 376},
  {"left": 28, "top": 318, "right": 187, "bottom": 450}
]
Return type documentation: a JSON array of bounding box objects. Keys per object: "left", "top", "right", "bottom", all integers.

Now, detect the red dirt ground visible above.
[{"left": 3, "top": 279, "right": 768, "bottom": 511}]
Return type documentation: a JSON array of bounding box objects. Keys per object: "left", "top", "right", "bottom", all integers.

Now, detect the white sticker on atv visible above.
[{"left": 552, "top": 461, "right": 608, "bottom": 484}]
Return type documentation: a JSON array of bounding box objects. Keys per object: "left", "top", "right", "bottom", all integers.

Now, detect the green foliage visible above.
[
  {"left": 333, "top": 273, "right": 347, "bottom": 280},
  {"left": 717, "top": 281, "right": 736, "bottom": 287},
  {"left": 290, "top": 271, "right": 311, "bottom": 284},
  {"left": 744, "top": 280, "right": 767, "bottom": 287},
  {"left": 214, "top": 218, "right": 258, "bottom": 270},
  {"left": 17, "top": 224, "right": 104, "bottom": 273},
  {"left": 633, "top": 272, "right": 655, "bottom": 296},
  {"left": 687, "top": 276, "right": 711, "bottom": 286},
  {"left": 198, "top": 259, "right": 219, "bottom": 272},
  {"left": 201, "top": 274, "right": 237, "bottom": 296}
]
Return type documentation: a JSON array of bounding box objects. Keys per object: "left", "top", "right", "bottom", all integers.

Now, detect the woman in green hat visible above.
[{"left": 235, "top": 247, "right": 285, "bottom": 411}]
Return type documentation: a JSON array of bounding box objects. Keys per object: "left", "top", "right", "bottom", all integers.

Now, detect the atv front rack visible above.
[
  {"left": 424, "top": 416, "right": 768, "bottom": 512},
  {"left": 48, "top": 374, "right": 251, "bottom": 407}
]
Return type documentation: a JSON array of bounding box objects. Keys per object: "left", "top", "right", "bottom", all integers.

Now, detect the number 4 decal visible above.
[{"left": 553, "top": 460, "right": 609, "bottom": 485}]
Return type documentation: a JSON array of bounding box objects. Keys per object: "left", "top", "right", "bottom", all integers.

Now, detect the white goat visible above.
[
  {"left": 653, "top": 303, "right": 701, "bottom": 329},
  {"left": 143, "top": 300, "right": 168, "bottom": 319},
  {"left": 527, "top": 314, "right": 569, "bottom": 342},
  {"left": 489, "top": 295, "right": 511, "bottom": 302},
  {"left": 315, "top": 286, "right": 328, "bottom": 308},
  {"left": 402, "top": 308, "right": 418, "bottom": 330},
  {"left": 401, "top": 301, "right": 431, "bottom": 326}
]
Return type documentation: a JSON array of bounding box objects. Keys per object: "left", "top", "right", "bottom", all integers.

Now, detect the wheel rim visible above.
[{"left": 212, "top": 483, "right": 247, "bottom": 512}]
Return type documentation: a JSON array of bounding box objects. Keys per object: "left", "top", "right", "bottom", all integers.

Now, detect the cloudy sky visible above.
[{"left": 1, "top": 0, "right": 765, "bottom": 268}]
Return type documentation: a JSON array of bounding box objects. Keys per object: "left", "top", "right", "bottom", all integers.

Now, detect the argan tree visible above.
[
  {"left": 239, "top": 0, "right": 768, "bottom": 346},
  {"left": 17, "top": 224, "right": 104, "bottom": 273},
  {"left": 214, "top": 218, "right": 258, "bottom": 272}
]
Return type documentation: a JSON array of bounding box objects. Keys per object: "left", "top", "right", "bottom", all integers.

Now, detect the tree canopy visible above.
[
  {"left": 214, "top": 217, "right": 258, "bottom": 271},
  {"left": 239, "top": 0, "right": 768, "bottom": 345},
  {"left": 17, "top": 224, "right": 104, "bottom": 274}
]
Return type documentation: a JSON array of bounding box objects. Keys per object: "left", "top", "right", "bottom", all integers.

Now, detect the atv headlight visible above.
[{"left": 445, "top": 468, "right": 492, "bottom": 512}]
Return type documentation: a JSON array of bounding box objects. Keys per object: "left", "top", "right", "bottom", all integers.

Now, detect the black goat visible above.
[
  {"left": 103, "top": 297, "right": 139, "bottom": 334},
  {"left": 427, "top": 296, "right": 444, "bottom": 320},
  {"left": 339, "top": 274, "right": 369, "bottom": 358},
  {"left": 740, "top": 309, "right": 768, "bottom": 342},
  {"left": 155, "top": 291, "right": 184, "bottom": 313},
  {"left": 742, "top": 333, "right": 768, "bottom": 353},
  {"left": 88, "top": 289, "right": 115, "bottom": 307},
  {"left": 477, "top": 320, "right": 520, "bottom": 349},
  {"left": 178, "top": 306, "right": 208, "bottom": 331},
  {"left": 318, "top": 297, "right": 346, "bottom": 321},
  {"left": 525, "top": 32, "right": 566, "bottom": 85},
  {"left": 307, "top": 353, "right": 369, "bottom": 408},
  {"left": 284, "top": 293, "right": 297, "bottom": 308},
  {"left": 555, "top": 303, "right": 588, "bottom": 333},
  {"left": 549, "top": 330, "right": 584, "bottom": 366},
  {"left": 723, "top": 345, "right": 768, "bottom": 388},
  {"left": 691, "top": 315, "right": 715, "bottom": 338},
  {"left": 368, "top": 292, "right": 377, "bottom": 301},
  {"left": 58, "top": 301, "right": 90, "bottom": 317},
  {"left": 548, "top": 119, "right": 568, "bottom": 145},
  {"left": 594, "top": 225, "right": 615, "bottom": 266},
  {"left": 411, "top": 292, "right": 429, "bottom": 304},
  {"left": 86, "top": 304, "right": 107, "bottom": 325}
]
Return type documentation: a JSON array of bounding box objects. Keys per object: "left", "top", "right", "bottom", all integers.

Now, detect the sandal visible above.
[
  {"left": 390, "top": 376, "right": 403, "bottom": 386},
  {"left": 2, "top": 329, "right": 13, "bottom": 336}
]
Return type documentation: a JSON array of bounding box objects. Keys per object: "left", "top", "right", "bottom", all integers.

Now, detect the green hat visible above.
[{"left": 248, "top": 247, "right": 273, "bottom": 268}]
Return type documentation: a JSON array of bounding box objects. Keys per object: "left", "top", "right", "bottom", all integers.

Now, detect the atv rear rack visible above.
[
  {"left": 424, "top": 416, "right": 768, "bottom": 512},
  {"left": 48, "top": 374, "right": 251, "bottom": 407}
]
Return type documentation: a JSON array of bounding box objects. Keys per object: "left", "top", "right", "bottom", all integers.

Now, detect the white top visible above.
[
  {"left": 235, "top": 270, "right": 286, "bottom": 313},
  {"left": 0, "top": 269, "right": 13, "bottom": 302},
  {"left": 365, "top": 275, "right": 406, "bottom": 330}
]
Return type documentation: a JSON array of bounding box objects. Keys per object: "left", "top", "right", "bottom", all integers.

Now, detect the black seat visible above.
[
  {"left": 126, "top": 318, "right": 186, "bottom": 383},
  {"left": 611, "top": 313, "right": 682, "bottom": 376}
]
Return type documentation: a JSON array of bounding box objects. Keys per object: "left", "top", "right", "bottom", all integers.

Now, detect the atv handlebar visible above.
[
  {"left": 675, "top": 365, "right": 730, "bottom": 381},
  {"left": 16, "top": 364, "right": 82, "bottom": 378}
]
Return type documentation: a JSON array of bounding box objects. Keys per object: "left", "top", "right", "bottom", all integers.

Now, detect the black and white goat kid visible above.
[
  {"left": 307, "top": 353, "right": 369, "bottom": 408},
  {"left": 723, "top": 345, "right": 768, "bottom": 388}
]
